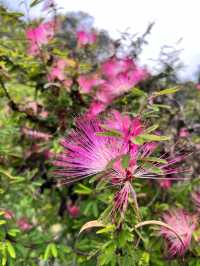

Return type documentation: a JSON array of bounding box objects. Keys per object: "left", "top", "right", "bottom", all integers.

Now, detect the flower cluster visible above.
[
  {"left": 76, "top": 30, "right": 97, "bottom": 47},
  {"left": 78, "top": 57, "right": 148, "bottom": 117}
]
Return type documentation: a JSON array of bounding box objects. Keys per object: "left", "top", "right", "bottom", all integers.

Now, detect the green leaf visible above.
[
  {"left": 140, "top": 157, "right": 167, "bottom": 164},
  {"left": 74, "top": 183, "right": 92, "bottom": 195},
  {"left": 98, "top": 242, "right": 116, "bottom": 265},
  {"left": 138, "top": 251, "right": 150, "bottom": 266},
  {"left": 6, "top": 241, "right": 16, "bottom": 259},
  {"left": 96, "top": 224, "right": 115, "bottom": 234},
  {"left": 118, "top": 229, "right": 134, "bottom": 247},
  {"left": 1, "top": 256, "right": 6, "bottom": 266},
  {"left": 142, "top": 163, "right": 164, "bottom": 174},
  {"left": 153, "top": 87, "right": 180, "bottom": 97},
  {"left": 7, "top": 229, "right": 20, "bottom": 237},
  {"left": 132, "top": 87, "right": 147, "bottom": 97},
  {"left": 145, "top": 124, "right": 159, "bottom": 133},
  {"left": 141, "top": 134, "right": 171, "bottom": 141},
  {"left": 132, "top": 134, "right": 170, "bottom": 144},
  {"left": 44, "top": 244, "right": 51, "bottom": 261},
  {"left": 1, "top": 243, "right": 7, "bottom": 266},
  {"left": 50, "top": 243, "right": 58, "bottom": 258},
  {"left": 121, "top": 154, "right": 130, "bottom": 169},
  {"left": 0, "top": 220, "right": 6, "bottom": 226},
  {"left": 96, "top": 128, "right": 122, "bottom": 138},
  {"left": 30, "top": 0, "right": 43, "bottom": 7}
]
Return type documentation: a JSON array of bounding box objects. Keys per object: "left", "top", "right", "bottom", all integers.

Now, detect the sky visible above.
[{"left": 3, "top": 0, "right": 200, "bottom": 80}]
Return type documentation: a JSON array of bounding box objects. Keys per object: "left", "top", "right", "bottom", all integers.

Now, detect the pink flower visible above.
[
  {"left": 44, "top": 149, "right": 55, "bottom": 160},
  {"left": 196, "top": 84, "right": 200, "bottom": 90},
  {"left": 48, "top": 59, "right": 73, "bottom": 89},
  {"left": 94, "top": 58, "right": 147, "bottom": 108},
  {"left": 48, "top": 59, "right": 68, "bottom": 82},
  {"left": 17, "top": 218, "right": 32, "bottom": 231},
  {"left": 76, "top": 30, "right": 97, "bottom": 46},
  {"left": 78, "top": 57, "right": 148, "bottom": 116},
  {"left": 3, "top": 210, "right": 14, "bottom": 220},
  {"left": 22, "top": 127, "right": 52, "bottom": 141},
  {"left": 191, "top": 189, "right": 200, "bottom": 212},
  {"left": 104, "top": 110, "right": 143, "bottom": 153},
  {"left": 158, "top": 179, "right": 172, "bottom": 189},
  {"left": 113, "top": 181, "right": 132, "bottom": 217},
  {"left": 26, "top": 101, "right": 38, "bottom": 114},
  {"left": 39, "top": 110, "right": 49, "bottom": 119},
  {"left": 53, "top": 115, "right": 186, "bottom": 218},
  {"left": 54, "top": 118, "right": 125, "bottom": 182},
  {"left": 78, "top": 74, "right": 105, "bottom": 93},
  {"left": 86, "top": 101, "right": 107, "bottom": 117},
  {"left": 26, "top": 22, "right": 54, "bottom": 55},
  {"left": 179, "top": 128, "right": 189, "bottom": 138},
  {"left": 63, "top": 78, "right": 73, "bottom": 90},
  {"left": 101, "top": 57, "right": 135, "bottom": 79},
  {"left": 67, "top": 203, "right": 80, "bottom": 218},
  {"left": 160, "top": 209, "right": 196, "bottom": 257}
]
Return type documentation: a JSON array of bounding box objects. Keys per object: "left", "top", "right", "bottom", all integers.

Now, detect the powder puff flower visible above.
[
  {"left": 76, "top": 30, "right": 97, "bottom": 46},
  {"left": 54, "top": 118, "right": 126, "bottom": 183},
  {"left": 104, "top": 110, "right": 143, "bottom": 157},
  {"left": 26, "top": 21, "right": 54, "bottom": 55},
  {"left": 78, "top": 74, "right": 105, "bottom": 93},
  {"left": 160, "top": 209, "right": 196, "bottom": 257},
  {"left": 101, "top": 57, "right": 135, "bottom": 79},
  {"left": 94, "top": 58, "right": 148, "bottom": 112},
  {"left": 53, "top": 115, "right": 186, "bottom": 218},
  {"left": 86, "top": 101, "right": 107, "bottom": 117}
]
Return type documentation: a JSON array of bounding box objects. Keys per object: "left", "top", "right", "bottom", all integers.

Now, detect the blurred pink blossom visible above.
[
  {"left": 86, "top": 101, "right": 107, "bottom": 117},
  {"left": 76, "top": 30, "right": 97, "bottom": 46},
  {"left": 3, "top": 210, "right": 14, "bottom": 220},
  {"left": 101, "top": 57, "right": 135, "bottom": 78},
  {"left": 160, "top": 209, "right": 196, "bottom": 257},
  {"left": 82, "top": 57, "right": 148, "bottom": 116},
  {"left": 39, "top": 110, "right": 49, "bottom": 119},
  {"left": 196, "top": 84, "right": 200, "bottom": 90},
  {"left": 179, "top": 128, "right": 189, "bottom": 137},
  {"left": 22, "top": 127, "right": 52, "bottom": 141},
  {"left": 67, "top": 203, "right": 80, "bottom": 218},
  {"left": 159, "top": 179, "right": 172, "bottom": 189},
  {"left": 48, "top": 59, "right": 73, "bottom": 90},
  {"left": 63, "top": 78, "right": 73, "bottom": 90},
  {"left": 17, "top": 218, "right": 32, "bottom": 231},
  {"left": 78, "top": 74, "right": 105, "bottom": 93},
  {"left": 48, "top": 59, "right": 68, "bottom": 82},
  {"left": 26, "top": 22, "right": 54, "bottom": 55}
]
